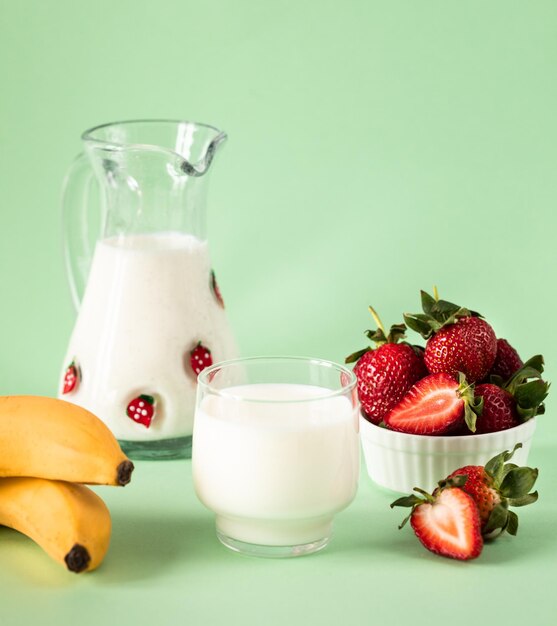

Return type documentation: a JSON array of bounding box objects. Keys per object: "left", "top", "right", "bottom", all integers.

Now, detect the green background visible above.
[{"left": 0, "top": 1, "right": 556, "bottom": 624}]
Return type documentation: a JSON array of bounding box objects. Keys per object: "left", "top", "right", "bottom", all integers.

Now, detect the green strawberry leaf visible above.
[
  {"left": 464, "top": 402, "right": 478, "bottom": 432},
  {"left": 431, "top": 299, "right": 466, "bottom": 320},
  {"left": 485, "top": 444, "right": 522, "bottom": 483},
  {"left": 420, "top": 290, "right": 437, "bottom": 316},
  {"left": 514, "top": 379, "right": 550, "bottom": 411},
  {"left": 403, "top": 313, "right": 436, "bottom": 338},
  {"left": 500, "top": 467, "right": 539, "bottom": 498},
  {"left": 501, "top": 462, "right": 519, "bottom": 478},
  {"left": 522, "top": 354, "right": 545, "bottom": 375},
  {"left": 407, "top": 290, "right": 482, "bottom": 335},
  {"left": 509, "top": 365, "right": 541, "bottom": 386},
  {"left": 345, "top": 348, "right": 369, "bottom": 364},
  {"left": 431, "top": 300, "right": 475, "bottom": 327},
  {"left": 347, "top": 312, "right": 410, "bottom": 364},
  {"left": 397, "top": 512, "right": 413, "bottom": 529},
  {"left": 390, "top": 494, "right": 423, "bottom": 508},
  {"left": 506, "top": 368, "right": 544, "bottom": 393},
  {"left": 506, "top": 510, "right": 519, "bottom": 536},
  {"left": 507, "top": 491, "right": 538, "bottom": 507},
  {"left": 514, "top": 366, "right": 544, "bottom": 381},
  {"left": 505, "top": 356, "right": 545, "bottom": 393},
  {"left": 390, "top": 494, "right": 425, "bottom": 529},
  {"left": 484, "top": 503, "right": 509, "bottom": 534},
  {"left": 517, "top": 406, "right": 538, "bottom": 421},
  {"left": 386, "top": 323, "right": 407, "bottom": 344},
  {"left": 365, "top": 328, "right": 388, "bottom": 345},
  {"left": 457, "top": 373, "right": 482, "bottom": 432}
]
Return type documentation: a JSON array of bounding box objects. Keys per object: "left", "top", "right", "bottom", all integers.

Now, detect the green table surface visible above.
[{"left": 1, "top": 441, "right": 555, "bottom": 626}]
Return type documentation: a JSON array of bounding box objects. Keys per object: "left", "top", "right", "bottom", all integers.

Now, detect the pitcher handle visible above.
[{"left": 61, "top": 152, "right": 100, "bottom": 311}]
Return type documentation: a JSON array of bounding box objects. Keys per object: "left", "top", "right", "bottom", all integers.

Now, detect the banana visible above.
[
  {"left": 0, "top": 396, "right": 134, "bottom": 485},
  {"left": 0, "top": 477, "right": 111, "bottom": 572}
]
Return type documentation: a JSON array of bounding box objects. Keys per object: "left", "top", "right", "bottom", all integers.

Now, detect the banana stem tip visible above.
[
  {"left": 117, "top": 460, "right": 134, "bottom": 486},
  {"left": 64, "top": 544, "right": 91, "bottom": 573}
]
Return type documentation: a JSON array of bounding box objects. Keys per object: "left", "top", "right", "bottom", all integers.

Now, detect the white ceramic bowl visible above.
[{"left": 359, "top": 414, "right": 537, "bottom": 494}]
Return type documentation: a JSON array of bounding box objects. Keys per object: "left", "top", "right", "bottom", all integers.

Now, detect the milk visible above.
[
  {"left": 59, "top": 232, "right": 237, "bottom": 441},
  {"left": 192, "top": 383, "right": 360, "bottom": 547}
]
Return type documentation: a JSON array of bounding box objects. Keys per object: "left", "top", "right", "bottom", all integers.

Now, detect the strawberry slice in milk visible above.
[{"left": 127, "top": 395, "right": 156, "bottom": 428}]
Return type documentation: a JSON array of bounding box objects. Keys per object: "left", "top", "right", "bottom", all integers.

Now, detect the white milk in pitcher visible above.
[
  {"left": 192, "top": 384, "right": 360, "bottom": 546},
  {"left": 59, "top": 232, "right": 237, "bottom": 442}
]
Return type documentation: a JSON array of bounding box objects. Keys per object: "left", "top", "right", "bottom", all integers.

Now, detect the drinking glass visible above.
[{"left": 192, "top": 356, "right": 360, "bottom": 557}]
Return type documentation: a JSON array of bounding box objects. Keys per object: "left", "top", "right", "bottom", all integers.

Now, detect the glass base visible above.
[
  {"left": 118, "top": 435, "right": 192, "bottom": 460},
  {"left": 216, "top": 529, "right": 330, "bottom": 558}
]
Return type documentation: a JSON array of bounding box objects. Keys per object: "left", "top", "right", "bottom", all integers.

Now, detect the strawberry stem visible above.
[
  {"left": 368, "top": 306, "right": 386, "bottom": 335},
  {"left": 456, "top": 373, "right": 483, "bottom": 432},
  {"left": 433, "top": 285, "right": 439, "bottom": 301},
  {"left": 458, "top": 381, "right": 474, "bottom": 396},
  {"left": 413, "top": 487, "right": 435, "bottom": 503}
]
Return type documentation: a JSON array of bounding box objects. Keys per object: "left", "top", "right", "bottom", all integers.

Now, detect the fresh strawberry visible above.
[
  {"left": 127, "top": 394, "right": 155, "bottom": 428},
  {"left": 474, "top": 384, "right": 519, "bottom": 433},
  {"left": 474, "top": 356, "right": 549, "bottom": 434},
  {"left": 353, "top": 346, "right": 427, "bottom": 424},
  {"left": 62, "top": 361, "right": 80, "bottom": 394},
  {"left": 346, "top": 307, "right": 426, "bottom": 425},
  {"left": 441, "top": 444, "right": 539, "bottom": 536},
  {"left": 384, "top": 372, "right": 482, "bottom": 434},
  {"left": 445, "top": 466, "right": 501, "bottom": 527},
  {"left": 488, "top": 338, "right": 523, "bottom": 381},
  {"left": 404, "top": 290, "right": 496, "bottom": 382},
  {"left": 210, "top": 270, "right": 225, "bottom": 308},
  {"left": 425, "top": 317, "right": 497, "bottom": 383},
  {"left": 391, "top": 486, "right": 483, "bottom": 560},
  {"left": 190, "top": 342, "right": 213, "bottom": 376}
]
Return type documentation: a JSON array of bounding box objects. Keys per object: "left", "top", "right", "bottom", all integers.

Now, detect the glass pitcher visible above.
[{"left": 59, "top": 120, "right": 238, "bottom": 460}]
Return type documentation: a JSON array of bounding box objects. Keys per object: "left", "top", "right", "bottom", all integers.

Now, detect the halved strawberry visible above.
[
  {"left": 190, "top": 342, "right": 213, "bottom": 376},
  {"left": 384, "top": 372, "right": 482, "bottom": 435},
  {"left": 126, "top": 395, "right": 155, "bottom": 428},
  {"left": 62, "top": 361, "right": 80, "bottom": 394},
  {"left": 391, "top": 486, "right": 483, "bottom": 560}
]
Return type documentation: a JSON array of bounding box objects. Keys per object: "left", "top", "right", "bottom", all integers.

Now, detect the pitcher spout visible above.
[
  {"left": 180, "top": 129, "right": 227, "bottom": 177},
  {"left": 82, "top": 119, "right": 227, "bottom": 177}
]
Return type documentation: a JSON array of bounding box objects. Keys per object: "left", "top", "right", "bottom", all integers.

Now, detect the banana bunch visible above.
[{"left": 0, "top": 396, "right": 134, "bottom": 573}]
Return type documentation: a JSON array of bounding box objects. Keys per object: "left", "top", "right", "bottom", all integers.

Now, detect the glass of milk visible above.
[{"left": 192, "top": 356, "right": 360, "bottom": 558}]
